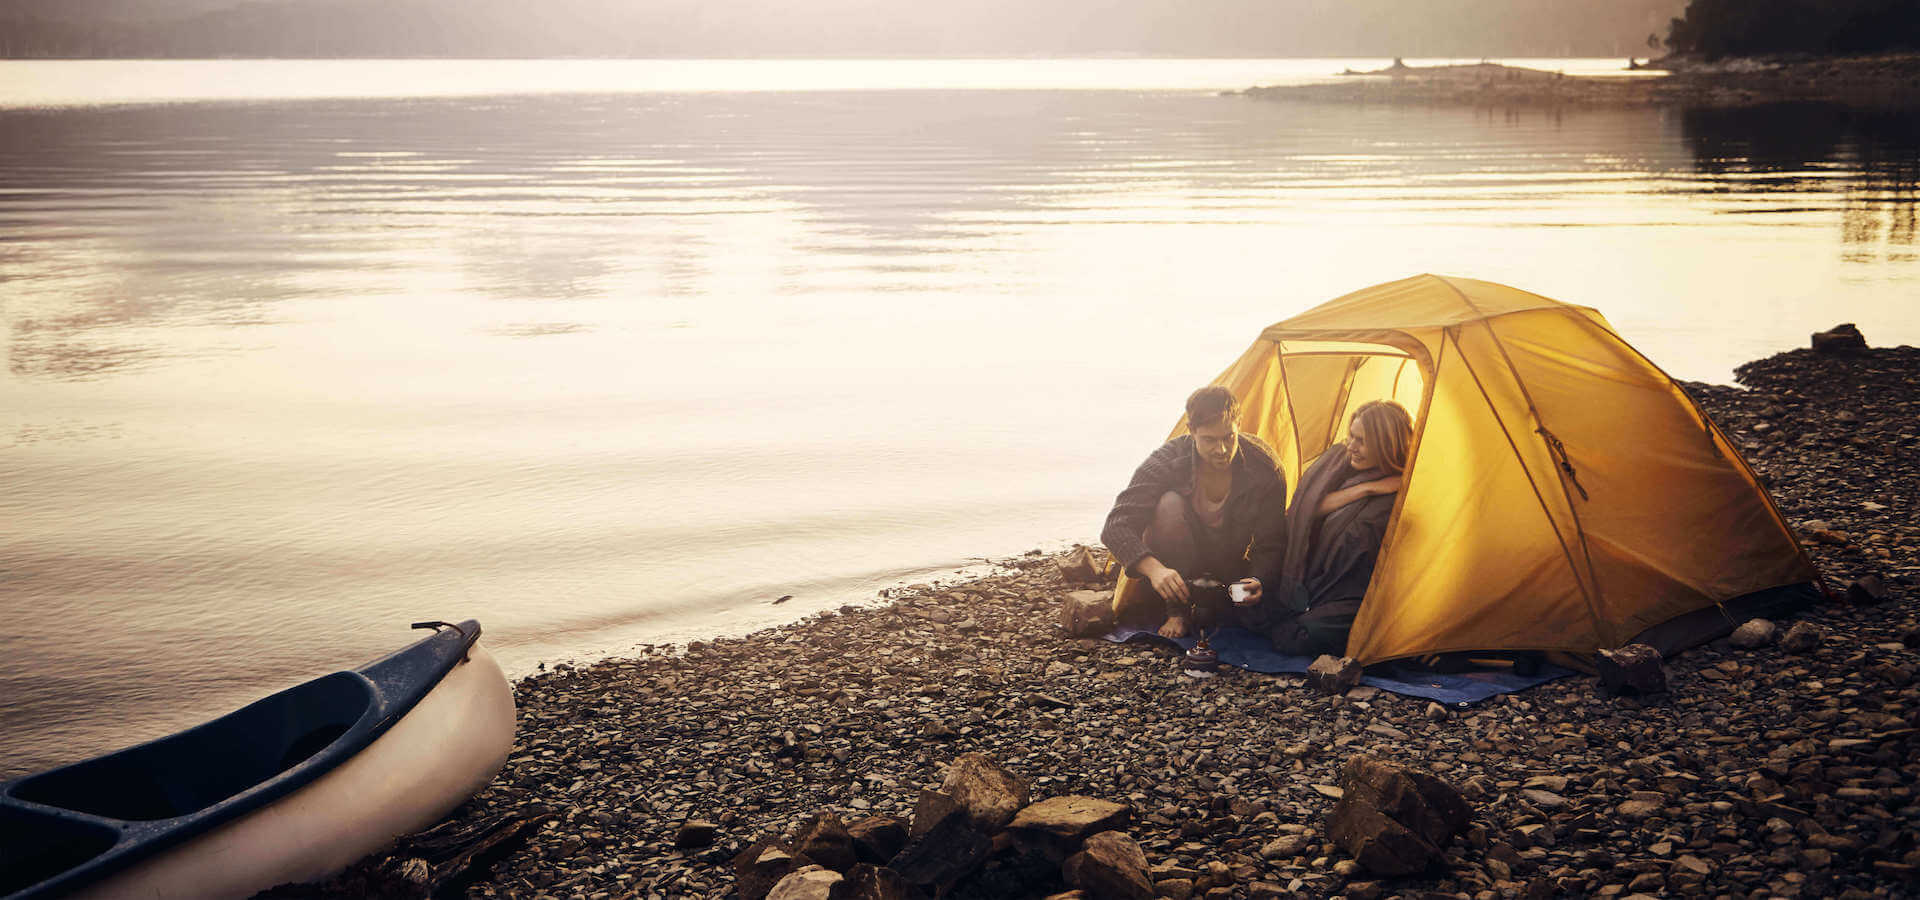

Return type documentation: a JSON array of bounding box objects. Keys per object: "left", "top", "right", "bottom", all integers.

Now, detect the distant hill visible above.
[{"left": 0, "top": 0, "right": 1688, "bottom": 59}]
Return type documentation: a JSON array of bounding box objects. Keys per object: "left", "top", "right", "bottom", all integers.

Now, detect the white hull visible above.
[{"left": 73, "top": 644, "right": 516, "bottom": 900}]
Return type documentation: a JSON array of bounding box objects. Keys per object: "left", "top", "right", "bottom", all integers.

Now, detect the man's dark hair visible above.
[{"left": 1185, "top": 385, "right": 1238, "bottom": 429}]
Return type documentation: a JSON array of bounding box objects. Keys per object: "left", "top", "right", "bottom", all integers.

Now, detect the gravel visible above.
[{"left": 291, "top": 343, "right": 1919, "bottom": 899}]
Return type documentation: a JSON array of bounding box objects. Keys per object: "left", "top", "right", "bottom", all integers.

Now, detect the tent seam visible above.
[
  {"left": 1446, "top": 326, "right": 1612, "bottom": 651},
  {"left": 1437, "top": 278, "right": 1613, "bottom": 646},
  {"left": 1583, "top": 316, "right": 1827, "bottom": 593},
  {"left": 1348, "top": 326, "right": 1445, "bottom": 661}
]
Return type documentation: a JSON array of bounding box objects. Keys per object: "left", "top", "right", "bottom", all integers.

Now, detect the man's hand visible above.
[
  {"left": 1231, "top": 577, "right": 1263, "bottom": 606},
  {"left": 1138, "top": 556, "right": 1189, "bottom": 604},
  {"left": 1158, "top": 615, "right": 1191, "bottom": 638}
]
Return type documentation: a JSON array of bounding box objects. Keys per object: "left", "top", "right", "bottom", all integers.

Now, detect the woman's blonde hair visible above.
[{"left": 1350, "top": 400, "right": 1414, "bottom": 474}]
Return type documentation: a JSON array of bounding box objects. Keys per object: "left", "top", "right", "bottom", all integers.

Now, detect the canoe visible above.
[{"left": 0, "top": 620, "right": 515, "bottom": 900}]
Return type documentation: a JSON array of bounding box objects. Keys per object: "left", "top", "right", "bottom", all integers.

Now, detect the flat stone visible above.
[
  {"left": 767, "top": 865, "right": 846, "bottom": 900},
  {"left": 1008, "top": 796, "right": 1132, "bottom": 842}
]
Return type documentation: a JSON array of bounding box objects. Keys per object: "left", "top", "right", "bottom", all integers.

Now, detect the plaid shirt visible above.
[{"left": 1100, "top": 433, "right": 1289, "bottom": 578}]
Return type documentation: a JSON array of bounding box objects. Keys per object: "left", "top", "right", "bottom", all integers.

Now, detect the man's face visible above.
[{"left": 1192, "top": 418, "right": 1238, "bottom": 472}]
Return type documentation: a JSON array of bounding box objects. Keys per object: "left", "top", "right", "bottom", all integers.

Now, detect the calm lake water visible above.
[{"left": 2, "top": 59, "right": 1916, "bottom": 776}]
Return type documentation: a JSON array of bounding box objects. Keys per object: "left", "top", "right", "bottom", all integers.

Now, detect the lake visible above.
[{"left": 1, "top": 58, "right": 1916, "bottom": 777}]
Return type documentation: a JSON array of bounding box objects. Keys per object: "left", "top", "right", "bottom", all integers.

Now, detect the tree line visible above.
[{"left": 1665, "top": 0, "right": 1920, "bottom": 58}]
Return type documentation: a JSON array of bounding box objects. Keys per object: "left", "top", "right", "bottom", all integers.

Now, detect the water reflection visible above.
[
  {"left": 1680, "top": 103, "right": 1920, "bottom": 262},
  {"left": 9, "top": 92, "right": 1920, "bottom": 382}
]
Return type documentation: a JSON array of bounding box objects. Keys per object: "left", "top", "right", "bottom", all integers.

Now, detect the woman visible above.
[{"left": 1235, "top": 399, "right": 1412, "bottom": 656}]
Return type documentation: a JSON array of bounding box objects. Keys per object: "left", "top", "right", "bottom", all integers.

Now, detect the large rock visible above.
[
  {"left": 888, "top": 812, "right": 992, "bottom": 896},
  {"left": 1780, "top": 620, "right": 1823, "bottom": 653},
  {"left": 793, "top": 814, "right": 859, "bottom": 873},
  {"left": 1595, "top": 643, "right": 1667, "bottom": 696},
  {"left": 1007, "top": 796, "right": 1133, "bottom": 842},
  {"left": 843, "top": 864, "right": 913, "bottom": 900},
  {"left": 1327, "top": 755, "right": 1470, "bottom": 877},
  {"left": 909, "top": 790, "right": 966, "bottom": 840},
  {"left": 1061, "top": 831, "right": 1154, "bottom": 900},
  {"left": 1811, "top": 323, "right": 1867, "bottom": 353},
  {"left": 768, "top": 865, "right": 847, "bottom": 900},
  {"left": 1306, "top": 655, "right": 1362, "bottom": 694},
  {"left": 1058, "top": 590, "right": 1116, "bottom": 637},
  {"left": 941, "top": 753, "right": 1032, "bottom": 831},
  {"left": 736, "top": 839, "right": 812, "bottom": 900},
  {"left": 847, "top": 816, "right": 909, "bottom": 866},
  {"left": 1056, "top": 546, "right": 1103, "bottom": 583},
  {"left": 950, "top": 839, "right": 1066, "bottom": 899},
  {"left": 1728, "top": 618, "right": 1779, "bottom": 649}
]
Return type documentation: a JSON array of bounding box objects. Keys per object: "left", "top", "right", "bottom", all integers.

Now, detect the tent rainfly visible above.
[{"left": 1126, "top": 274, "right": 1821, "bottom": 665}]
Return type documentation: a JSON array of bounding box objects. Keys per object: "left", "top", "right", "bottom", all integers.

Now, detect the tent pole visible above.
[{"left": 1449, "top": 327, "right": 1610, "bottom": 649}]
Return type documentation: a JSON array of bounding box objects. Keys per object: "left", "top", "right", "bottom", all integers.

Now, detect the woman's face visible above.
[{"left": 1347, "top": 418, "right": 1377, "bottom": 469}]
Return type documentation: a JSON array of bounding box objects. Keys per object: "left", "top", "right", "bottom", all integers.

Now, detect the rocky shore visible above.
[
  {"left": 287, "top": 339, "right": 1918, "bottom": 899},
  {"left": 1238, "top": 54, "right": 1920, "bottom": 109}
]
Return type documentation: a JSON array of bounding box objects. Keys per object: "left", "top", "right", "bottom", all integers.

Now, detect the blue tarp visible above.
[{"left": 1104, "top": 625, "right": 1576, "bottom": 707}]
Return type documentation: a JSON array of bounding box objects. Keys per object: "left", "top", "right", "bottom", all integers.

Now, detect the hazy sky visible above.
[{"left": 3, "top": 0, "right": 1690, "bottom": 57}]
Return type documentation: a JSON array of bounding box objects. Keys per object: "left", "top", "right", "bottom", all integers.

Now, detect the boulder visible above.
[
  {"left": 1327, "top": 754, "right": 1470, "bottom": 877},
  {"left": 1728, "top": 618, "right": 1778, "bottom": 649},
  {"left": 1306, "top": 655, "right": 1362, "bottom": 694},
  {"left": 950, "top": 839, "right": 1065, "bottom": 899},
  {"left": 793, "top": 814, "right": 858, "bottom": 873},
  {"left": 1056, "top": 546, "right": 1103, "bottom": 583},
  {"left": 1007, "top": 796, "right": 1133, "bottom": 843},
  {"left": 888, "top": 812, "right": 991, "bottom": 896},
  {"left": 1595, "top": 643, "right": 1667, "bottom": 696},
  {"left": 736, "top": 839, "right": 811, "bottom": 900},
  {"left": 909, "top": 790, "right": 966, "bottom": 840},
  {"left": 1902, "top": 622, "right": 1920, "bottom": 649},
  {"left": 1061, "top": 831, "right": 1155, "bottom": 900},
  {"left": 767, "top": 865, "right": 847, "bottom": 900},
  {"left": 843, "top": 864, "right": 913, "bottom": 900},
  {"left": 1058, "top": 590, "right": 1116, "bottom": 637},
  {"left": 941, "top": 753, "right": 1032, "bottom": 831},
  {"left": 1846, "top": 574, "right": 1890, "bottom": 605},
  {"left": 1780, "top": 620, "right": 1823, "bottom": 654},
  {"left": 847, "top": 816, "right": 909, "bottom": 866},
  {"left": 1810, "top": 323, "right": 1867, "bottom": 353}
]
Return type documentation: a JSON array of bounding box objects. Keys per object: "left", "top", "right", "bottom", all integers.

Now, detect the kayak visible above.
[{"left": 0, "top": 620, "right": 516, "bottom": 900}]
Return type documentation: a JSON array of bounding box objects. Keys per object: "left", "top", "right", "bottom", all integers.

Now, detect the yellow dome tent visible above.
[{"left": 1116, "top": 274, "right": 1821, "bottom": 664}]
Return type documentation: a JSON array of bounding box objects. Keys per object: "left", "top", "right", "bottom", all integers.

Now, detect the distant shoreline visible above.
[{"left": 1239, "top": 53, "right": 1920, "bottom": 109}]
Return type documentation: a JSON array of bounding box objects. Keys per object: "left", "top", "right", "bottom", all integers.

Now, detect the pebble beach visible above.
[{"left": 281, "top": 341, "right": 1919, "bottom": 900}]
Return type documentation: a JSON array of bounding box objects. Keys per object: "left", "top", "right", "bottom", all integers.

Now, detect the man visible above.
[{"left": 1100, "top": 386, "right": 1287, "bottom": 638}]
